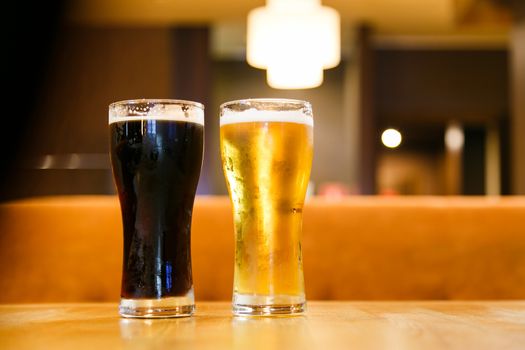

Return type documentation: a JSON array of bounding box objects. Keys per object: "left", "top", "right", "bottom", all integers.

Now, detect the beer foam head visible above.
[
  {"left": 109, "top": 99, "right": 204, "bottom": 125},
  {"left": 220, "top": 99, "right": 313, "bottom": 127},
  {"left": 220, "top": 110, "right": 313, "bottom": 126}
]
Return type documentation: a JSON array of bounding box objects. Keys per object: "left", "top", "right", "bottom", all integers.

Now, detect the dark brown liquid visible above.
[{"left": 110, "top": 119, "right": 203, "bottom": 299}]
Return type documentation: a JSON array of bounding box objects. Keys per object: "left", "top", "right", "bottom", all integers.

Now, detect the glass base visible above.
[
  {"left": 232, "top": 293, "right": 306, "bottom": 316},
  {"left": 119, "top": 290, "right": 195, "bottom": 318}
]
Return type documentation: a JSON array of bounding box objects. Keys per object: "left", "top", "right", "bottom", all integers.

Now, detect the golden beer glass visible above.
[{"left": 220, "top": 99, "right": 313, "bottom": 316}]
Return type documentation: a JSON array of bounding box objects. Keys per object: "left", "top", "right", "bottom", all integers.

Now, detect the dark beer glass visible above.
[{"left": 109, "top": 99, "right": 204, "bottom": 318}]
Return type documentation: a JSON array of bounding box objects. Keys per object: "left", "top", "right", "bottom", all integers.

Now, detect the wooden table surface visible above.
[{"left": 1, "top": 301, "right": 525, "bottom": 349}]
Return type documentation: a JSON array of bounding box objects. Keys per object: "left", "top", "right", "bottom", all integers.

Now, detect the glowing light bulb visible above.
[
  {"left": 381, "top": 129, "right": 402, "bottom": 148},
  {"left": 445, "top": 123, "right": 464, "bottom": 152}
]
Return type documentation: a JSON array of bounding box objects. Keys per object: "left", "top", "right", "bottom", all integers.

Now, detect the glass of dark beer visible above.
[{"left": 109, "top": 99, "right": 204, "bottom": 318}]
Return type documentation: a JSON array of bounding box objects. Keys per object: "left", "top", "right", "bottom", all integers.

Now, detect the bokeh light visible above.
[{"left": 381, "top": 129, "right": 402, "bottom": 148}]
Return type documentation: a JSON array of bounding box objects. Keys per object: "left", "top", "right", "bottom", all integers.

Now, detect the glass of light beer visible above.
[
  {"left": 109, "top": 99, "right": 204, "bottom": 318},
  {"left": 220, "top": 98, "right": 313, "bottom": 316}
]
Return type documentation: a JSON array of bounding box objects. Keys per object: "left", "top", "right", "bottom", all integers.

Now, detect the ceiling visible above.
[
  {"left": 67, "top": 0, "right": 512, "bottom": 35},
  {"left": 66, "top": 0, "right": 512, "bottom": 54}
]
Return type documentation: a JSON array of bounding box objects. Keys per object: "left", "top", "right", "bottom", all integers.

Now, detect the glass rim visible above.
[
  {"left": 219, "top": 98, "right": 311, "bottom": 111},
  {"left": 109, "top": 98, "right": 204, "bottom": 110}
]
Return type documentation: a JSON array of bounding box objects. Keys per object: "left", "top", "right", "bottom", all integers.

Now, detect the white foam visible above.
[
  {"left": 220, "top": 110, "right": 313, "bottom": 127},
  {"left": 109, "top": 105, "right": 204, "bottom": 125}
]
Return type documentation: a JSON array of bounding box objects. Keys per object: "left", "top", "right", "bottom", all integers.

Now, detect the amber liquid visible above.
[{"left": 220, "top": 120, "right": 313, "bottom": 299}]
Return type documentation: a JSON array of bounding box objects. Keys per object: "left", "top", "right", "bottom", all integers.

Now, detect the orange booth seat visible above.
[{"left": 1, "top": 195, "right": 525, "bottom": 303}]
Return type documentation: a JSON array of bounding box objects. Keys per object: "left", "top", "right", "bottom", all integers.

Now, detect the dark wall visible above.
[
  {"left": 1, "top": 2, "right": 65, "bottom": 198},
  {"left": 375, "top": 49, "right": 509, "bottom": 126},
  {"left": 374, "top": 49, "right": 510, "bottom": 195},
  {"left": 462, "top": 127, "right": 487, "bottom": 195},
  {"left": 1, "top": 26, "right": 174, "bottom": 200}
]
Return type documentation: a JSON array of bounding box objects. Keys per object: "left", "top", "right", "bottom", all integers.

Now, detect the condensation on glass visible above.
[
  {"left": 109, "top": 99, "right": 204, "bottom": 318},
  {"left": 220, "top": 98, "right": 314, "bottom": 316}
]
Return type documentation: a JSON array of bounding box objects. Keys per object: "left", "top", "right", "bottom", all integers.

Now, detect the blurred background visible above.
[{"left": 2, "top": 0, "right": 525, "bottom": 200}]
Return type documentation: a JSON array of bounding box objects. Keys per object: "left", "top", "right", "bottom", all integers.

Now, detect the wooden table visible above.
[{"left": 1, "top": 302, "right": 525, "bottom": 349}]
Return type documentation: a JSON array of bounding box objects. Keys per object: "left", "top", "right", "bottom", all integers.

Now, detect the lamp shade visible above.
[{"left": 247, "top": 0, "right": 340, "bottom": 89}]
